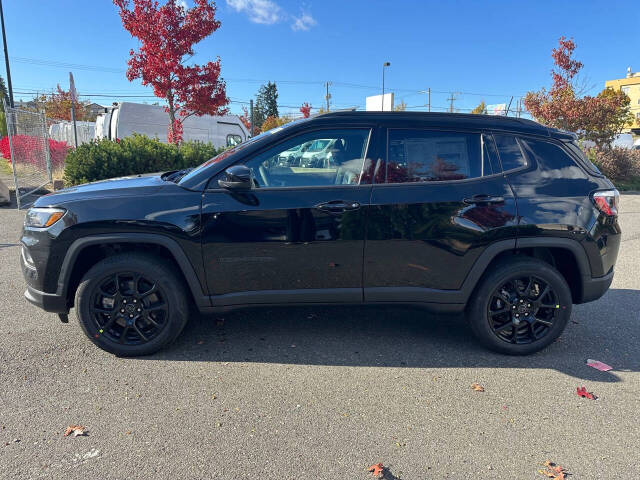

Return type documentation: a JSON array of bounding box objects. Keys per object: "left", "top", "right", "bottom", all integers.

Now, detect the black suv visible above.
[{"left": 20, "top": 112, "right": 621, "bottom": 356}]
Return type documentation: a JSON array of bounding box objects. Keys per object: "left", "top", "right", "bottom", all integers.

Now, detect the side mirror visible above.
[{"left": 218, "top": 165, "right": 253, "bottom": 190}]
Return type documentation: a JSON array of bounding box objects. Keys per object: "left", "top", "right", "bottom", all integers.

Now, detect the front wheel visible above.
[
  {"left": 75, "top": 253, "right": 190, "bottom": 356},
  {"left": 467, "top": 257, "right": 572, "bottom": 355}
]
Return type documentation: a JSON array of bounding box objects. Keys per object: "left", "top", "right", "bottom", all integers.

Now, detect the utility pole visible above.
[
  {"left": 324, "top": 81, "right": 331, "bottom": 111},
  {"left": 418, "top": 88, "right": 431, "bottom": 112},
  {"left": 505, "top": 96, "right": 513, "bottom": 116},
  {"left": 447, "top": 92, "right": 459, "bottom": 113},
  {"left": 0, "top": 0, "right": 14, "bottom": 107},
  {"left": 249, "top": 99, "right": 254, "bottom": 137}
]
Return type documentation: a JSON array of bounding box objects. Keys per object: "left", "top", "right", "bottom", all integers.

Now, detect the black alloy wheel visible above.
[
  {"left": 467, "top": 257, "right": 572, "bottom": 355},
  {"left": 75, "top": 253, "right": 189, "bottom": 356},
  {"left": 90, "top": 272, "right": 169, "bottom": 345},
  {"left": 487, "top": 275, "right": 559, "bottom": 345}
]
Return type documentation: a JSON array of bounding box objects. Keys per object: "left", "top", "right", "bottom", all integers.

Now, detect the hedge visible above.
[
  {"left": 586, "top": 146, "right": 640, "bottom": 190},
  {"left": 1, "top": 135, "right": 69, "bottom": 169},
  {"left": 64, "top": 134, "right": 225, "bottom": 186}
]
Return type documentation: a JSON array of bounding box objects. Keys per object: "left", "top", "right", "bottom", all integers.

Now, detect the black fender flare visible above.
[{"left": 56, "top": 233, "right": 210, "bottom": 308}]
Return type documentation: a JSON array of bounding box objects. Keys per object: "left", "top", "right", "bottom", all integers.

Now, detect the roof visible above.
[{"left": 311, "top": 111, "right": 576, "bottom": 140}]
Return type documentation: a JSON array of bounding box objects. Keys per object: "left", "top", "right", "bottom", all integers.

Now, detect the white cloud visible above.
[
  {"left": 291, "top": 12, "right": 316, "bottom": 31},
  {"left": 226, "top": 0, "right": 281, "bottom": 25},
  {"left": 177, "top": 0, "right": 188, "bottom": 10}
]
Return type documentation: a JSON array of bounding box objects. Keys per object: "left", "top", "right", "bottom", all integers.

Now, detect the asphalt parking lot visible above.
[{"left": 1, "top": 195, "right": 639, "bottom": 479}]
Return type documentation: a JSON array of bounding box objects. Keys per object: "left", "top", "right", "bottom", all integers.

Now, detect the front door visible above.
[
  {"left": 364, "top": 127, "right": 518, "bottom": 303},
  {"left": 201, "top": 127, "right": 374, "bottom": 306}
]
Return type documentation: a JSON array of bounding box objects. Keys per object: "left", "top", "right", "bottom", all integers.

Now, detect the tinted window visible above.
[
  {"left": 243, "top": 129, "right": 370, "bottom": 188},
  {"left": 564, "top": 141, "right": 601, "bottom": 175},
  {"left": 519, "top": 138, "right": 587, "bottom": 176},
  {"left": 494, "top": 134, "right": 526, "bottom": 171},
  {"left": 386, "top": 130, "right": 492, "bottom": 183}
]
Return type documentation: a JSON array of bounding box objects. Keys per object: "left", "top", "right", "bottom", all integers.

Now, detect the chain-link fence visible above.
[
  {"left": 48, "top": 119, "right": 95, "bottom": 146},
  {"left": 2, "top": 99, "right": 52, "bottom": 209}
]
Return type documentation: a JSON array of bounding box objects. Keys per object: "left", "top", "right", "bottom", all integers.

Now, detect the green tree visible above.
[
  {"left": 471, "top": 101, "right": 486, "bottom": 114},
  {"left": 254, "top": 82, "right": 278, "bottom": 128},
  {"left": 0, "top": 75, "right": 8, "bottom": 136}
]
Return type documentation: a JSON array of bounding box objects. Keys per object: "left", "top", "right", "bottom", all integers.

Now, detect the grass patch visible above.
[{"left": 0, "top": 158, "right": 13, "bottom": 176}]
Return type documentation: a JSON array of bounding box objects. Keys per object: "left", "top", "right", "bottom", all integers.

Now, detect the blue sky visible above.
[{"left": 2, "top": 0, "right": 638, "bottom": 117}]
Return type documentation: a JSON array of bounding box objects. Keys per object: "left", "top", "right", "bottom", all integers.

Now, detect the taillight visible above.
[{"left": 592, "top": 189, "right": 619, "bottom": 216}]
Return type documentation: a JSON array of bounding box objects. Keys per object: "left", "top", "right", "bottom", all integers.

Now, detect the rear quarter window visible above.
[
  {"left": 494, "top": 134, "right": 526, "bottom": 171},
  {"left": 518, "top": 137, "right": 588, "bottom": 179}
]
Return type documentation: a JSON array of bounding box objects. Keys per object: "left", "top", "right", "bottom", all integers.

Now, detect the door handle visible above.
[
  {"left": 315, "top": 200, "right": 361, "bottom": 214},
  {"left": 463, "top": 194, "right": 504, "bottom": 205}
]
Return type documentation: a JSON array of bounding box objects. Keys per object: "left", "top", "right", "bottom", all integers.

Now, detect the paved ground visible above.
[{"left": 1, "top": 195, "right": 639, "bottom": 480}]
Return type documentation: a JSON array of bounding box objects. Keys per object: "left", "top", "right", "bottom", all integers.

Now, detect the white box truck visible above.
[{"left": 94, "top": 102, "right": 249, "bottom": 148}]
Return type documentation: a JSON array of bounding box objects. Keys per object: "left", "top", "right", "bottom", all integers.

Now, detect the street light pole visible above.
[{"left": 382, "top": 62, "right": 390, "bottom": 111}]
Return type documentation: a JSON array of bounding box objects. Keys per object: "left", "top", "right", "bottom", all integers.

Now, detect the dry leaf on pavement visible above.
[
  {"left": 368, "top": 463, "right": 384, "bottom": 477},
  {"left": 576, "top": 386, "right": 596, "bottom": 400},
  {"left": 471, "top": 382, "right": 485, "bottom": 392},
  {"left": 64, "top": 425, "right": 87, "bottom": 437},
  {"left": 538, "top": 460, "right": 568, "bottom": 479}
]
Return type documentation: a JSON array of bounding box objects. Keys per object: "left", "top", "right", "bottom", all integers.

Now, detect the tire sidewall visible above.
[
  {"left": 469, "top": 260, "right": 572, "bottom": 355},
  {"left": 75, "top": 255, "right": 188, "bottom": 356}
]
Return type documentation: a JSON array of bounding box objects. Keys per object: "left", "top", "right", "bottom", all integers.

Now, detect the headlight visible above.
[{"left": 25, "top": 207, "right": 66, "bottom": 228}]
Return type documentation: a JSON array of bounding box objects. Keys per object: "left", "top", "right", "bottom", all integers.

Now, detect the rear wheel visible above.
[
  {"left": 467, "top": 257, "right": 572, "bottom": 355},
  {"left": 75, "top": 253, "right": 189, "bottom": 356}
]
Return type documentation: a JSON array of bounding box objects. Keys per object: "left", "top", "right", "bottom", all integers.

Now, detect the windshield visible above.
[
  {"left": 307, "top": 139, "right": 330, "bottom": 152},
  {"left": 178, "top": 118, "right": 310, "bottom": 185}
]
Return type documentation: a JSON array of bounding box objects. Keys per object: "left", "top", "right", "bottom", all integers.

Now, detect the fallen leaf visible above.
[
  {"left": 586, "top": 359, "right": 612, "bottom": 371},
  {"left": 538, "top": 460, "right": 568, "bottom": 479},
  {"left": 64, "top": 425, "right": 87, "bottom": 437},
  {"left": 196, "top": 340, "right": 204, "bottom": 345},
  {"left": 471, "top": 382, "right": 485, "bottom": 392},
  {"left": 368, "top": 463, "right": 384, "bottom": 477},
  {"left": 576, "top": 386, "right": 596, "bottom": 400}
]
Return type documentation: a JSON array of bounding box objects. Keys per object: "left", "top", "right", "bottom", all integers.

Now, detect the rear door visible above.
[
  {"left": 201, "top": 126, "right": 376, "bottom": 306},
  {"left": 364, "top": 127, "right": 518, "bottom": 303}
]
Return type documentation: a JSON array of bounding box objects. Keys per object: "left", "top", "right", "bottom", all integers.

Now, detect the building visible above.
[{"left": 605, "top": 67, "right": 640, "bottom": 134}]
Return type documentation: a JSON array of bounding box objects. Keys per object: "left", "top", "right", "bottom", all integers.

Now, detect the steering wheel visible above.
[{"left": 258, "top": 165, "right": 271, "bottom": 187}]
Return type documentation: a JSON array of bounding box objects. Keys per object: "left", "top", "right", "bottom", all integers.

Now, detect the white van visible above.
[{"left": 94, "top": 102, "right": 249, "bottom": 148}]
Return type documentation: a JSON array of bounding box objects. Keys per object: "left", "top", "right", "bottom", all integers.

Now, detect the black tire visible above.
[
  {"left": 75, "top": 252, "right": 190, "bottom": 356},
  {"left": 467, "top": 256, "right": 572, "bottom": 355}
]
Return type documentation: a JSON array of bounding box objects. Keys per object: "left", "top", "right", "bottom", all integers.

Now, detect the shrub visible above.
[
  {"left": 587, "top": 147, "right": 640, "bottom": 181},
  {"left": 63, "top": 134, "right": 225, "bottom": 186},
  {"left": 1, "top": 135, "right": 69, "bottom": 169}
]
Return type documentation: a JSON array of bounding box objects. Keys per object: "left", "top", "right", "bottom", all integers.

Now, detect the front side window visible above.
[
  {"left": 243, "top": 129, "right": 371, "bottom": 188},
  {"left": 494, "top": 134, "right": 527, "bottom": 171},
  {"left": 386, "top": 130, "right": 493, "bottom": 183}
]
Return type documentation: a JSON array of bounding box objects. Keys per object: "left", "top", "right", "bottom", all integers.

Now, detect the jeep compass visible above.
[{"left": 20, "top": 112, "right": 621, "bottom": 356}]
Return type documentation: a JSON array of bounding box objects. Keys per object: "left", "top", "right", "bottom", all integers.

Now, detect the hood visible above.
[{"left": 34, "top": 173, "right": 176, "bottom": 207}]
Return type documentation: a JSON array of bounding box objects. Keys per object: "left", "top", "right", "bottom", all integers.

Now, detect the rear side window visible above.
[
  {"left": 519, "top": 138, "right": 588, "bottom": 176},
  {"left": 564, "top": 141, "right": 602, "bottom": 175},
  {"left": 494, "top": 134, "right": 526, "bottom": 171},
  {"left": 386, "top": 130, "right": 494, "bottom": 183}
]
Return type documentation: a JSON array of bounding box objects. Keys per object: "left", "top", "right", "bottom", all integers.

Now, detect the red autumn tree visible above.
[
  {"left": 113, "top": 0, "right": 229, "bottom": 143},
  {"left": 524, "top": 37, "right": 632, "bottom": 148},
  {"left": 300, "top": 102, "right": 312, "bottom": 118},
  {"left": 40, "top": 85, "right": 89, "bottom": 121}
]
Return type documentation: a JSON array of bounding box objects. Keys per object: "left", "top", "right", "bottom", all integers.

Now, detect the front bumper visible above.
[
  {"left": 579, "top": 269, "right": 614, "bottom": 304},
  {"left": 24, "top": 285, "right": 69, "bottom": 314}
]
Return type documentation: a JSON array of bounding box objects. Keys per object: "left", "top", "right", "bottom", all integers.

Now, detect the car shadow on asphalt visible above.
[{"left": 145, "top": 288, "right": 639, "bottom": 383}]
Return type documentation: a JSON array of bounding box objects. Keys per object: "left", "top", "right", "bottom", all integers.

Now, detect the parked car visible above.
[{"left": 21, "top": 112, "right": 621, "bottom": 356}]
